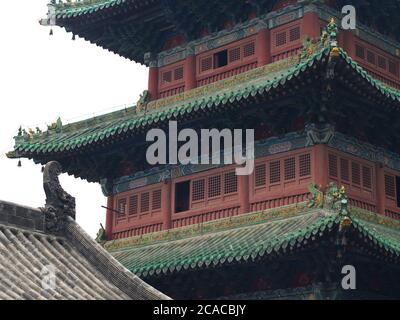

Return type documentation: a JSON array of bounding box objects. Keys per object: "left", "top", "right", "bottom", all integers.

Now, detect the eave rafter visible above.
[
  {"left": 49, "top": 0, "right": 400, "bottom": 64},
  {"left": 247, "top": 0, "right": 278, "bottom": 16},
  {"left": 159, "top": 0, "right": 191, "bottom": 41},
  {"left": 72, "top": 11, "right": 165, "bottom": 62}
]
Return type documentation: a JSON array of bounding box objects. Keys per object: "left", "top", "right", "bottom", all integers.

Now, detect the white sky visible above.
[{"left": 0, "top": 1, "right": 148, "bottom": 237}]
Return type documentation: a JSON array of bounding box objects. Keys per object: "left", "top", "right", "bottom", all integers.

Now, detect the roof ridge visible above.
[
  {"left": 338, "top": 48, "right": 400, "bottom": 97},
  {"left": 104, "top": 202, "right": 327, "bottom": 251},
  {"left": 108, "top": 206, "right": 400, "bottom": 277},
  {"left": 0, "top": 200, "right": 45, "bottom": 234},
  {"left": 10, "top": 42, "right": 400, "bottom": 159},
  {"left": 51, "top": 0, "right": 127, "bottom": 15},
  {"left": 111, "top": 207, "right": 340, "bottom": 277},
  {"left": 65, "top": 218, "right": 170, "bottom": 300},
  {"left": 350, "top": 206, "right": 400, "bottom": 230},
  {"left": 10, "top": 48, "right": 328, "bottom": 156}
]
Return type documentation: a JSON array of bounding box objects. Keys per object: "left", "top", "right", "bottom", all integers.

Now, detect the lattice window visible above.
[
  {"left": 284, "top": 157, "right": 296, "bottom": 181},
  {"left": 162, "top": 71, "right": 172, "bottom": 84},
  {"left": 367, "top": 51, "right": 376, "bottom": 65},
  {"left": 362, "top": 166, "right": 372, "bottom": 190},
  {"left": 328, "top": 154, "right": 338, "bottom": 178},
  {"left": 201, "top": 56, "right": 213, "bottom": 72},
  {"left": 192, "top": 179, "right": 205, "bottom": 201},
  {"left": 128, "top": 195, "right": 138, "bottom": 216},
  {"left": 174, "top": 67, "right": 184, "bottom": 80},
  {"left": 229, "top": 47, "right": 241, "bottom": 62},
  {"left": 270, "top": 161, "right": 281, "bottom": 184},
  {"left": 299, "top": 154, "right": 311, "bottom": 177},
  {"left": 289, "top": 27, "right": 300, "bottom": 42},
  {"left": 355, "top": 45, "right": 365, "bottom": 59},
  {"left": 378, "top": 56, "right": 387, "bottom": 70},
  {"left": 352, "top": 162, "right": 361, "bottom": 185},
  {"left": 208, "top": 175, "right": 222, "bottom": 198},
  {"left": 255, "top": 164, "right": 266, "bottom": 187},
  {"left": 152, "top": 190, "right": 162, "bottom": 210},
  {"left": 340, "top": 158, "right": 350, "bottom": 181},
  {"left": 275, "top": 31, "right": 286, "bottom": 47},
  {"left": 224, "top": 172, "right": 238, "bottom": 194},
  {"left": 243, "top": 42, "right": 255, "bottom": 57},
  {"left": 117, "top": 198, "right": 127, "bottom": 216},
  {"left": 140, "top": 192, "right": 150, "bottom": 213},
  {"left": 385, "top": 174, "right": 396, "bottom": 198},
  {"left": 389, "top": 60, "right": 399, "bottom": 76}
]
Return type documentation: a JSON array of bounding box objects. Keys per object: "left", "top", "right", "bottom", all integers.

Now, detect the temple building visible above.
[{"left": 7, "top": 0, "right": 400, "bottom": 299}]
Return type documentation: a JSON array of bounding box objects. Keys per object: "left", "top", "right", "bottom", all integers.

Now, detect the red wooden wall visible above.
[
  {"left": 351, "top": 38, "right": 400, "bottom": 89},
  {"left": 148, "top": 12, "right": 400, "bottom": 101},
  {"left": 107, "top": 145, "right": 400, "bottom": 240}
]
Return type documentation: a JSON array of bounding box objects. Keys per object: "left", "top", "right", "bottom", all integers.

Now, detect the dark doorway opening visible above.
[
  {"left": 175, "top": 181, "right": 190, "bottom": 213},
  {"left": 214, "top": 50, "right": 228, "bottom": 69}
]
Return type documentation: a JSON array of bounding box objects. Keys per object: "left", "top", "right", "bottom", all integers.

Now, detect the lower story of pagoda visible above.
[{"left": 102, "top": 124, "right": 400, "bottom": 240}]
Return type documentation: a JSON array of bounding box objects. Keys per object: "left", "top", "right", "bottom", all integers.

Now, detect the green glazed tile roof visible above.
[
  {"left": 105, "top": 204, "right": 400, "bottom": 277},
  {"left": 10, "top": 46, "right": 400, "bottom": 159},
  {"left": 351, "top": 208, "right": 400, "bottom": 256},
  {"left": 108, "top": 205, "right": 337, "bottom": 277},
  {"left": 52, "top": 0, "right": 130, "bottom": 19}
]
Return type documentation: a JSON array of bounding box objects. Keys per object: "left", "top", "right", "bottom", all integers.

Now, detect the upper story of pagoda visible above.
[
  {"left": 145, "top": 2, "right": 400, "bottom": 99},
  {"left": 42, "top": 0, "right": 400, "bottom": 98},
  {"left": 9, "top": 1, "right": 400, "bottom": 240}
]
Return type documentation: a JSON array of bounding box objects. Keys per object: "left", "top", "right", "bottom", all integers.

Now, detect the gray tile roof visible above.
[{"left": 0, "top": 200, "right": 170, "bottom": 300}]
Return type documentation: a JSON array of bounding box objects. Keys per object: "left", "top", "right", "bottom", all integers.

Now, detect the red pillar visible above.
[
  {"left": 162, "top": 179, "right": 172, "bottom": 230},
  {"left": 148, "top": 65, "right": 159, "bottom": 101},
  {"left": 185, "top": 54, "right": 197, "bottom": 91},
  {"left": 301, "top": 12, "right": 320, "bottom": 40},
  {"left": 375, "top": 163, "right": 386, "bottom": 215},
  {"left": 105, "top": 196, "right": 114, "bottom": 240},
  {"left": 256, "top": 28, "right": 271, "bottom": 66},
  {"left": 313, "top": 145, "right": 328, "bottom": 191},
  {"left": 239, "top": 174, "right": 250, "bottom": 215}
]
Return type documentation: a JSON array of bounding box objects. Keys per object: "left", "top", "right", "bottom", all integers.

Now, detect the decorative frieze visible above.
[
  {"left": 106, "top": 130, "right": 310, "bottom": 195},
  {"left": 104, "top": 201, "right": 312, "bottom": 251},
  {"left": 268, "top": 7, "right": 304, "bottom": 29},
  {"left": 328, "top": 132, "right": 400, "bottom": 171},
  {"left": 147, "top": 55, "right": 299, "bottom": 111},
  {"left": 102, "top": 126, "right": 400, "bottom": 196}
]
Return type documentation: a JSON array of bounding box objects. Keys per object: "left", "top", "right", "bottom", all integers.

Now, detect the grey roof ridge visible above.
[
  {"left": 0, "top": 200, "right": 45, "bottom": 234},
  {"left": 0, "top": 199, "right": 170, "bottom": 300},
  {"left": 64, "top": 217, "right": 171, "bottom": 300}
]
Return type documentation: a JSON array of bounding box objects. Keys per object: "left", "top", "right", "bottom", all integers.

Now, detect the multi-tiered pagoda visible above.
[{"left": 8, "top": 0, "right": 400, "bottom": 299}]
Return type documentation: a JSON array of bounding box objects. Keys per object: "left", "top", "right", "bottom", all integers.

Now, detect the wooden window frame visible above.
[
  {"left": 253, "top": 151, "right": 312, "bottom": 194},
  {"left": 354, "top": 39, "right": 400, "bottom": 83},
  {"left": 327, "top": 149, "right": 375, "bottom": 201},
  {"left": 159, "top": 62, "right": 185, "bottom": 90},
  {"left": 197, "top": 35, "right": 257, "bottom": 77},
  {"left": 114, "top": 185, "right": 163, "bottom": 223}
]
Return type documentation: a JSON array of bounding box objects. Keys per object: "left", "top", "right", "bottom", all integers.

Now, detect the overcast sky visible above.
[{"left": 0, "top": 1, "right": 148, "bottom": 237}]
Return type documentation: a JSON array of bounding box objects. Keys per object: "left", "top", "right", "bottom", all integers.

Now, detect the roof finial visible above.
[
  {"left": 327, "top": 17, "right": 339, "bottom": 45},
  {"left": 41, "top": 161, "right": 76, "bottom": 234}
]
